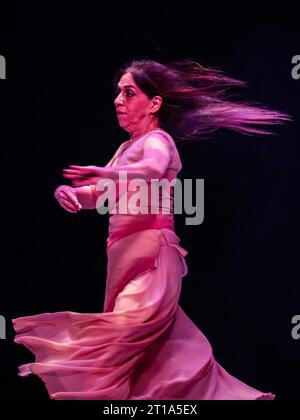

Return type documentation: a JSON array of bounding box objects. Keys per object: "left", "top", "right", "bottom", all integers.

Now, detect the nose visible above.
[{"left": 114, "top": 92, "right": 123, "bottom": 106}]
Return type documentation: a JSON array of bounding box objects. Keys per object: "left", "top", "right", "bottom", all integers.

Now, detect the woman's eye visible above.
[{"left": 114, "top": 90, "right": 134, "bottom": 98}]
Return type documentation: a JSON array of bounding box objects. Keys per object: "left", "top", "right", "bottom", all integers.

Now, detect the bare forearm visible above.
[{"left": 74, "top": 185, "right": 97, "bottom": 209}]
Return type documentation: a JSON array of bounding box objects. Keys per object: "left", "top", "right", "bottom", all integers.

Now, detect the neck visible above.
[{"left": 130, "top": 121, "right": 160, "bottom": 141}]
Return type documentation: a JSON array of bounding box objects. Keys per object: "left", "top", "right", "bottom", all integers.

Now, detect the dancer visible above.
[{"left": 13, "top": 59, "right": 291, "bottom": 399}]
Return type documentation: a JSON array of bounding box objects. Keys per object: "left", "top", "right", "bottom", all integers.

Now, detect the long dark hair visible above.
[{"left": 113, "top": 58, "right": 292, "bottom": 142}]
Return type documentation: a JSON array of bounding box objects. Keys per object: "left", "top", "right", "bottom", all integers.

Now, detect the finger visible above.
[
  {"left": 61, "top": 197, "right": 76, "bottom": 210},
  {"left": 63, "top": 168, "right": 85, "bottom": 174},
  {"left": 58, "top": 192, "right": 76, "bottom": 206},
  {"left": 59, "top": 190, "right": 79, "bottom": 206},
  {"left": 60, "top": 190, "right": 82, "bottom": 209},
  {"left": 68, "top": 165, "right": 89, "bottom": 170},
  {"left": 67, "top": 165, "right": 91, "bottom": 174},
  {"left": 63, "top": 171, "right": 84, "bottom": 177},
  {"left": 62, "top": 173, "right": 86, "bottom": 180},
  {"left": 60, "top": 201, "right": 77, "bottom": 213},
  {"left": 60, "top": 198, "right": 78, "bottom": 213}
]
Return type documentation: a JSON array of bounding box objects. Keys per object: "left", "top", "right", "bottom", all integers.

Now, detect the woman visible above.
[{"left": 13, "top": 59, "right": 291, "bottom": 400}]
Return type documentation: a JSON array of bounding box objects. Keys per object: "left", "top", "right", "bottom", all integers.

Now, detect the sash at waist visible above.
[{"left": 106, "top": 213, "right": 174, "bottom": 250}]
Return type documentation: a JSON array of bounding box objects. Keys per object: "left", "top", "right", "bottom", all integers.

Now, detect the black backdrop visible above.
[{"left": 1, "top": 3, "right": 299, "bottom": 400}]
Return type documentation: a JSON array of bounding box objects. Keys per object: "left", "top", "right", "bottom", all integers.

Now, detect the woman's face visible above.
[{"left": 114, "top": 72, "right": 161, "bottom": 134}]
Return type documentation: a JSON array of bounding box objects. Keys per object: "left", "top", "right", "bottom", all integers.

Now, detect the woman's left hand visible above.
[{"left": 63, "top": 165, "right": 105, "bottom": 187}]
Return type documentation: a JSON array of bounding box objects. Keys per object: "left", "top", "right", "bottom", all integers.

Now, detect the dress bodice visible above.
[{"left": 106, "top": 129, "right": 183, "bottom": 249}]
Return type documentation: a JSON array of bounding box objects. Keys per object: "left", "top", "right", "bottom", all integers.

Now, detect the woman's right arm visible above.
[
  {"left": 55, "top": 144, "right": 123, "bottom": 212},
  {"left": 74, "top": 185, "right": 98, "bottom": 210},
  {"left": 75, "top": 146, "right": 123, "bottom": 209},
  {"left": 54, "top": 184, "right": 98, "bottom": 211}
]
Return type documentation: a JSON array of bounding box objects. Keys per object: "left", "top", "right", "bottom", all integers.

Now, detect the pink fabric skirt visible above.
[{"left": 12, "top": 228, "right": 275, "bottom": 400}]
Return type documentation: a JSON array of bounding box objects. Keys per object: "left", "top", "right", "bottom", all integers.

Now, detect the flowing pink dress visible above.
[{"left": 12, "top": 129, "right": 275, "bottom": 400}]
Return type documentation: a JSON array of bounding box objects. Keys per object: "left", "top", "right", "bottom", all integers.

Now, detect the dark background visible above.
[{"left": 1, "top": 3, "right": 299, "bottom": 400}]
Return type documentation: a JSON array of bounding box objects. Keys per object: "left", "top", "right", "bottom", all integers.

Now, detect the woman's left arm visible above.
[
  {"left": 104, "top": 134, "right": 172, "bottom": 181},
  {"left": 63, "top": 134, "right": 172, "bottom": 185}
]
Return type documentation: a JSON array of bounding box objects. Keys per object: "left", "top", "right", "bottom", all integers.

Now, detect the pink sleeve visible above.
[{"left": 101, "top": 132, "right": 173, "bottom": 181}]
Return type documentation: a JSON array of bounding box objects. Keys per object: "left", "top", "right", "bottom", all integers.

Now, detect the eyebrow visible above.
[{"left": 116, "top": 84, "right": 136, "bottom": 89}]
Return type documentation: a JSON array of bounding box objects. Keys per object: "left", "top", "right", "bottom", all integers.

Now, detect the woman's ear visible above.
[{"left": 150, "top": 96, "right": 163, "bottom": 114}]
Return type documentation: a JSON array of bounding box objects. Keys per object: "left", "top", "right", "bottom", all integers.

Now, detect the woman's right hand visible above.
[{"left": 54, "top": 185, "right": 82, "bottom": 213}]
